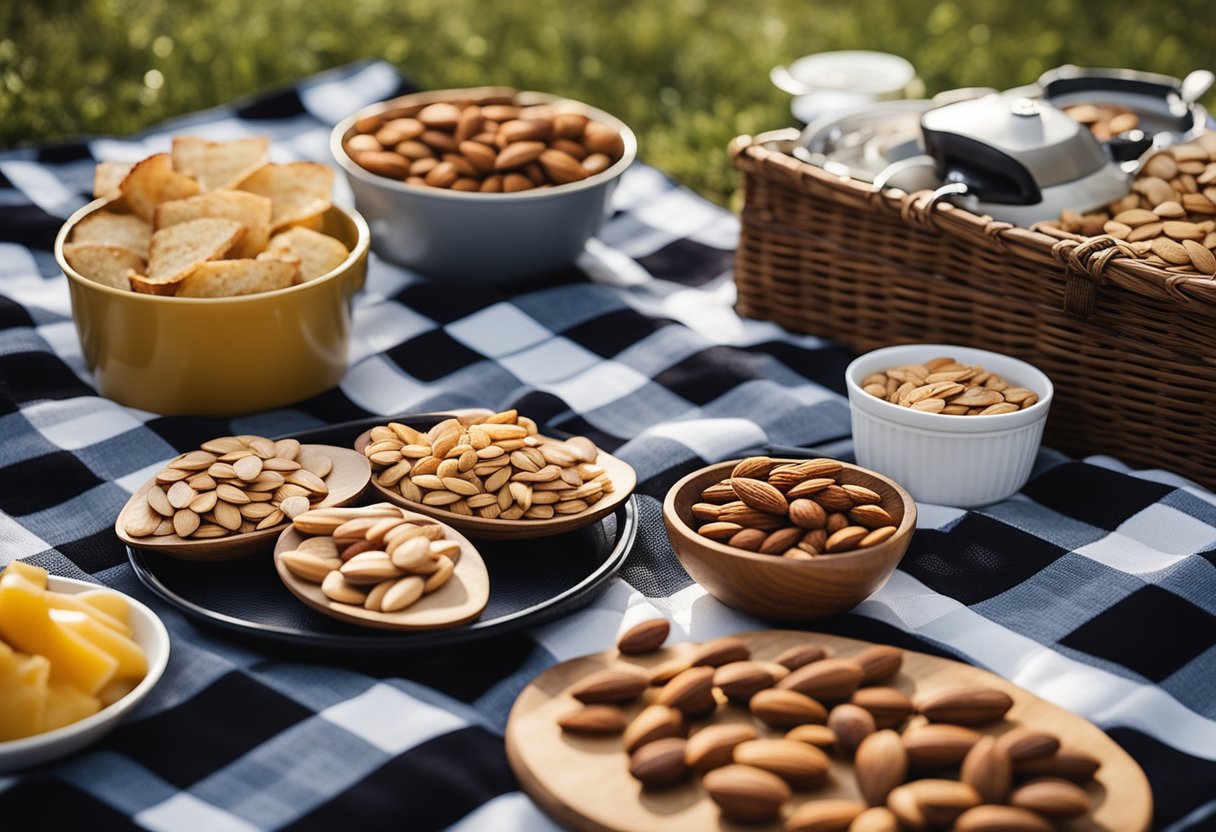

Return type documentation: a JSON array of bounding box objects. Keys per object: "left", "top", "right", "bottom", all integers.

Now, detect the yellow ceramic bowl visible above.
[{"left": 55, "top": 200, "right": 369, "bottom": 416}]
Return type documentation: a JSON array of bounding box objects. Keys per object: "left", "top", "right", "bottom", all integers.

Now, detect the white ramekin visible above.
[{"left": 845, "top": 344, "right": 1054, "bottom": 507}]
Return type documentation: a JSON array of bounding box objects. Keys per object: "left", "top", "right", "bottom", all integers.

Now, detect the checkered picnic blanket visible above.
[{"left": 0, "top": 61, "right": 1213, "bottom": 831}]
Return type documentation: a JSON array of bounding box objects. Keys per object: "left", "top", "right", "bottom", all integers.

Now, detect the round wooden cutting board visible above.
[{"left": 505, "top": 630, "right": 1152, "bottom": 832}]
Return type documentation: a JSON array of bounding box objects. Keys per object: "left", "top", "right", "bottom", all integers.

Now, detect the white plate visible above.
[{"left": 0, "top": 576, "right": 170, "bottom": 773}]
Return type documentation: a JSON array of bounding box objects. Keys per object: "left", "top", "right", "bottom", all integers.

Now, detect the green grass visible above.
[{"left": 4, "top": 0, "right": 1215, "bottom": 204}]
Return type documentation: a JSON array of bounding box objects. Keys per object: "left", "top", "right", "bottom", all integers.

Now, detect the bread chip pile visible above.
[{"left": 63, "top": 137, "right": 352, "bottom": 298}]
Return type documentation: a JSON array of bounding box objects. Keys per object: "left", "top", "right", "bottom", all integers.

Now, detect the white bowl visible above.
[
  {"left": 0, "top": 576, "right": 170, "bottom": 773},
  {"left": 845, "top": 344, "right": 1054, "bottom": 507}
]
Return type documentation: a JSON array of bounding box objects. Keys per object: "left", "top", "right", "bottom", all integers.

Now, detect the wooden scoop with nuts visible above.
[{"left": 273, "top": 503, "right": 490, "bottom": 630}]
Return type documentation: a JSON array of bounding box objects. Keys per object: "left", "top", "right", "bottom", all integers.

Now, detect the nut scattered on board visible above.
[
  {"left": 1047, "top": 131, "right": 1216, "bottom": 275},
  {"left": 125, "top": 435, "right": 332, "bottom": 540},
  {"left": 70, "top": 137, "right": 352, "bottom": 296},
  {"left": 547, "top": 637, "right": 1110, "bottom": 828},
  {"left": 344, "top": 92, "right": 625, "bottom": 193},
  {"left": 691, "top": 457, "right": 898, "bottom": 556},
  {"left": 617, "top": 619, "right": 671, "bottom": 655},
  {"left": 860, "top": 357, "right": 1039, "bottom": 416},
  {"left": 362, "top": 411, "right": 612, "bottom": 521},
  {"left": 279, "top": 504, "right": 463, "bottom": 614}
]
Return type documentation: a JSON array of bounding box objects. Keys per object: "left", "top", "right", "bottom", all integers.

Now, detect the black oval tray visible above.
[
  {"left": 128, "top": 497, "right": 635, "bottom": 653},
  {"left": 125, "top": 411, "right": 636, "bottom": 654}
]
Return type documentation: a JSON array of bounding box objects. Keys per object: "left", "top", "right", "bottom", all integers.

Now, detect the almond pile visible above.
[
  {"left": 281, "top": 504, "right": 462, "bottom": 613},
  {"left": 344, "top": 92, "right": 625, "bottom": 193},
  {"left": 123, "top": 436, "right": 332, "bottom": 540},
  {"left": 556, "top": 627, "right": 1102, "bottom": 831},
  {"left": 691, "top": 457, "right": 898, "bottom": 556},
  {"left": 1063, "top": 103, "right": 1139, "bottom": 142},
  {"left": 362, "top": 412, "right": 612, "bottom": 522},
  {"left": 861, "top": 357, "right": 1039, "bottom": 416},
  {"left": 1048, "top": 131, "right": 1216, "bottom": 275}
]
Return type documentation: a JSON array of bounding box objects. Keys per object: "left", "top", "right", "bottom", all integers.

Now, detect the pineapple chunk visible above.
[
  {"left": 2, "top": 561, "right": 48, "bottom": 589},
  {"left": 0, "top": 641, "right": 50, "bottom": 741},
  {"left": 41, "top": 682, "right": 102, "bottom": 733},
  {"left": 0, "top": 579, "right": 118, "bottom": 696},
  {"left": 51, "top": 609, "right": 147, "bottom": 680}
]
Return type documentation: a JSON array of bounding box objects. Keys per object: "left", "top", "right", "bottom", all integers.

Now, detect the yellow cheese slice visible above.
[
  {"left": 50, "top": 609, "right": 147, "bottom": 680},
  {"left": 2, "top": 561, "right": 48, "bottom": 589},
  {"left": 41, "top": 681, "right": 102, "bottom": 733},
  {"left": 0, "top": 641, "right": 50, "bottom": 741},
  {"left": 0, "top": 582, "right": 118, "bottom": 695},
  {"left": 45, "top": 591, "right": 132, "bottom": 638}
]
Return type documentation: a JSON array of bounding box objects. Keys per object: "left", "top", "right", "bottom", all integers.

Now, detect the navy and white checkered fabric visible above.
[{"left": 1, "top": 62, "right": 1213, "bottom": 831}]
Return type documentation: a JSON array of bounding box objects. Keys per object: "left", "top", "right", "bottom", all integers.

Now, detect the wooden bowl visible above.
[
  {"left": 661, "top": 460, "right": 915, "bottom": 621},
  {"left": 354, "top": 430, "right": 637, "bottom": 541}
]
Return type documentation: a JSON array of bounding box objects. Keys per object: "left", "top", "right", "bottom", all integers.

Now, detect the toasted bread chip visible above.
[
  {"left": 62, "top": 243, "right": 145, "bottom": 291},
  {"left": 71, "top": 211, "right": 152, "bottom": 258},
  {"left": 93, "top": 162, "right": 133, "bottom": 200},
  {"left": 155, "top": 190, "right": 273, "bottom": 258},
  {"left": 171, "top": 136, "right": 269, "bottom": 191},
  {"left": 235, "top": 162, "right": 334, "bottom": 232},
  {"left": 265, "top": 227, "right": 350, "bottom": 280},
  {"left": 129, "top": 272, "right": 179, "bottom": 296},
  {"left": 174, "top": 259, "right": 299, "bottom": 298},
  {"left": 146, "top": 217, "right": 244, "bottom": 285},
  {"left": 120, "top": 153, "right": 200, "bottom": 223}
]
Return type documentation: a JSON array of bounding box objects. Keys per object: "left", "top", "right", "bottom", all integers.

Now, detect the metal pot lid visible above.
[{"left": 921, "top": 94, "right": 1111, "bottom": 192}]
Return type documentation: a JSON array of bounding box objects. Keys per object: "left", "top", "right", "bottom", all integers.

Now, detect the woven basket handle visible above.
[{"left": 1051, "top": 236, "right": 1127, "bottom": 319}]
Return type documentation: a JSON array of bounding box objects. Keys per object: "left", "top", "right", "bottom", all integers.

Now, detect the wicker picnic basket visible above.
[{"left": 730, "top": 129, "right": 1216, "bottom": 489}]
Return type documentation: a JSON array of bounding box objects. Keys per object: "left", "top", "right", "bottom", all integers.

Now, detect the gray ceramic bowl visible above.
[{"left": 330, "top": 87, "right": 637, "bottom": 283}]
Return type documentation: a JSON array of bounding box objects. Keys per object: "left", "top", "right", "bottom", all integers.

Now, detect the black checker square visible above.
[
  {"left": 394, "top": 282, "right": 500, "bottom": 324},
  {"left": 746, "top": 340, "right": 855, "bottom": 396},
  {"left": 55, "top": 527, "right": 131, "bottom": 575},
  {"left": 0, "top": 350, "right": 96, "bottom": 404},
  {"left": 653, "top": 345, "right": 769, "bottom": 406},
  {"left": 563, "top": 307, "right": 672, "bottom": 358},
  {"left": 1022, "top": 461, "right": 1173, "bottom": 531},
  {"left": 283, "top": 726, "right": 514, "bottom": 832},
  {"left": 386, "top": 328, "right": 484, "bottom": 380},
  {"left": 0, "top": 777, "right": 138, "bottom": 830},
  {"left": 104, "top": 671, "right": 312, "bottom": 788},
  {"left": 1059, "top": 585, "right": 1216, "bottom": 682},
  {"left": 0, "top": 451, "right": 104, "bottom": 517},
  {"left": 636, "top": 237, "right": 733, "bottom": 287},
  {"left": 898, "top": 514, "right": 1068, "bottom": 606},
  {"left": 144, "top": 416, "right": 235, "bottom": 455},
  {"left": 0, "top": 295, "right": 36, "bottom": 331}
]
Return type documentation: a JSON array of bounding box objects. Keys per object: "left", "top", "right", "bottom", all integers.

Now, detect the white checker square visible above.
[
  {"left": 643, "top": 417, "right": 767, "bottom": 462},
  {"left": 339, "top": 355, "right": 429, "bottom": 415},
  {"left": 348, "top": 302, "right": 434, "bottom": 365},
  {"left": 300, "top": 62, "right": 402, "bottom": 125},
  {"left": 0, "top": 160, "right": 84, "bottom": 218},
  {"left": 1117, "top": 504, "right": 1216, "bottom": 556},
  {"left": 443, "top": 792, "right": 565, "bottom": 832},
  {"left": 136, "top": 793, "right": 261, "bottom": 832},
  {"left": 23, "top": 397, "right": 143, "bottom": 451},
  {"left": 499, "top": 337, "right": 600, "bottom": 385},
  {"left": 540, "top": 359, "right": 652, "bottom": 414},
  {"left": 915, "top": 503, "right": 968, "bottom": 530},
  {"left": 632, "top": 188, "right": 731, "bottom": 246},
  {"left": 35, "top": 321, "right": 84, "bottom": 364},
  {"left": 578, "top": 238, "right": 654, "bottom": 287},
  {"left": 447, "top": 303, "right": 553, "bottom": 359},
  {"left": 321, "top": 682, "right": 467, "bottom": 755},
  {"left": 0, "top": 243, "right": 39, "bottom": 281},
  {"left": 1074, "top": 531, "right": 1190, "bottom": 576},
  {"left": 0, "top": 515, "right": 52, "bottom": 563}
]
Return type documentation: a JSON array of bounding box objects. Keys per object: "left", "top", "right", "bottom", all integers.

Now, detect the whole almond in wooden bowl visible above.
[
  {"left": 331, "top": 86, "right": 636, "bottom": 282},
  {"left": 662, "top": 458, "right": 915, "bottom": 621}
]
